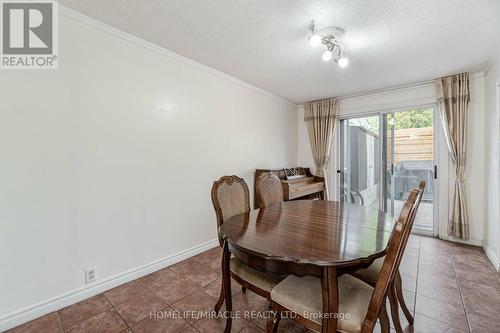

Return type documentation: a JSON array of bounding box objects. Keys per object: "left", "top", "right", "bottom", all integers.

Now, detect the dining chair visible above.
[
  {"left": 256, "top": 172, "right": 284, "bottom": 207},
  {"left": 351, "top": 180, "right": 425, "bottom": 333},
  {"left": 211, "top": 175, "right": 284, "bottom": 312},
  {"left": 267, "top": 186, "right": 423, "bottom": 333}
]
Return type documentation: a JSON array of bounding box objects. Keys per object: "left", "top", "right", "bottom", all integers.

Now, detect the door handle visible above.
[
  {"left": 391, "top": 163, "right": 394, "bottom": 175},
  {"left": 434, "top": 165, "right": 438, "bottom": 179}
]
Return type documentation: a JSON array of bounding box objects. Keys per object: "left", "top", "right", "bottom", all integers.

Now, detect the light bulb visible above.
[
  {"left": 338, "top": 57, "right": 349, "bottom": 67},
  {"left": 309, "top": 34, "right": 322, "bottom": 47},
  {"left": 322, "top": 50, "right": 332, "bottom": 62}
]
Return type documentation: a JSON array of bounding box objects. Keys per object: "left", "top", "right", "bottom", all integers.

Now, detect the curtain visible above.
[
  {"left": 436, "top": 73, "right": 470, "bottom": 239},
  {"left": 304, "top": 98, "right": 339, "bottom": 200}
]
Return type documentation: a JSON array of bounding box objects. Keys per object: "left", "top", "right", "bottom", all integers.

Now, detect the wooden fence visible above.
[{"left": 387, "top": 127, "right": 433, "bottom": 163}]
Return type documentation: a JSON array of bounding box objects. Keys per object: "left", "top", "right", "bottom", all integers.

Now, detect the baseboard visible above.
[
  {"left": 0, "top": 239, "right": 219, "bottom": 332},
  {"left": 482, "top": 241, "right": 500, "bottom": 272},
  {"left": 447, "top": 236, "right": 483, "bottom": 247}
]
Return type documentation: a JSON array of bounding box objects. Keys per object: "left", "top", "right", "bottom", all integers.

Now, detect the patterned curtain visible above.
[
  {"left": 436, "top": 73, "right": 470, "bottom": 239},
  {"left": 303, "top": 98, "right": 339, "bottom": 200}
]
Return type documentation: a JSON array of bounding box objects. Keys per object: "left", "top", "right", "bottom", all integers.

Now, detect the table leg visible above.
[
  {"left": 222, "top": 240, "right": 232, "bottom": 333},
  {"left": 321, "top": 267, "right": 338, "bottom": 333}
]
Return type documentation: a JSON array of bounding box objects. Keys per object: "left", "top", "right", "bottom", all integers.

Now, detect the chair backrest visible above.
[
  {"left": 361, "top": 184, "right": 424, "bottom": 333},
  {"left": 409, "top": 181, "right": 426, "bottom": 222},
  {"left": 395, "top": 180, "right": 426, "bottom": 269},
  {"left": 211, "top": 175, "right": 250, "bottom": 246},
  {"left": 256, "top": 172, "right": 284, "bottom": 207}
]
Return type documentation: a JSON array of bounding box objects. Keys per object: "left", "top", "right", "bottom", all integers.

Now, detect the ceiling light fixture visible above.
[
  {"left": 337, "top": 57, "right": 349, "bottom": 67},
  {"left": 308, "top": 20, "right": 348, "bottom": 67},
  {"left": 322, "top": 50, "right": 333, "bottom": 62},
  {"left": 309, "top": 34, "right": 322, "bottom": 47}
]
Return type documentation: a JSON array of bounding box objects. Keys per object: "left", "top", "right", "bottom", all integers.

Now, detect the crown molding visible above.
[
  {"left": 57, "top": 5, "right": 297, "bottom": 107},
  {"left": 484, "top": 42, "right": 500, "bottom": 76}
]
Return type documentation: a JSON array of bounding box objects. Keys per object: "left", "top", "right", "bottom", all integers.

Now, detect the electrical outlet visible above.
[{"left": 85, "top": 268, "right": 97, "bottom": 284}]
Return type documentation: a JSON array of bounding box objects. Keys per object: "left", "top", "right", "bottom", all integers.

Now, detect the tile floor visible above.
[{"left": 6, "top": 235, "right": 500, "bottom": 333}]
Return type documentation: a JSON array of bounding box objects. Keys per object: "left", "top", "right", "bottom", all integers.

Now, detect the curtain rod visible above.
[
  {"left": 303, "top": 72, "right": 481, "bottom": 105},
  {"left": 337, "top": 80, "right": 435, "bottom": 101},
  {"left": 302, "top": 79, "right": 436, "bottom": 105},
  {"left": 337, "top": 71, "right": 482, "bottom": 101}
]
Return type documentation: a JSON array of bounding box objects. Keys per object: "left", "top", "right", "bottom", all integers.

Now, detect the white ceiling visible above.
[{"left": 61, "top": 0, "right": 500, "bottom": 104}]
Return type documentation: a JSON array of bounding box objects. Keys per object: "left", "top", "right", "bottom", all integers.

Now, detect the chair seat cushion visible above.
[
  {"left": 230, "top": 257, "right": 283, "bottom": 292},
  {"left": 352, "top": 257, "right": 383, "bottom": 284},
  {"left": 271, "top": 274, "right": 373, "bottom": 333}
]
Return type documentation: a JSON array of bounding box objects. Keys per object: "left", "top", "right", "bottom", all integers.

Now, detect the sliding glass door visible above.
[
  {"left": 340, "top": 107, "right": 437, "bottom": 235},
  {"left": 384, "top": 109, "right": 436, "bottom": 233},
  {"left": 339, "top": 115, "right": 381, "bottom": 209}
]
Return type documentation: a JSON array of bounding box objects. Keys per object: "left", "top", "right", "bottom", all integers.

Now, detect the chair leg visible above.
[
  {"left": 396, "top": 272, "right": 414, "bottom": 325},
  {"left": 242, "top": 286, "right": 247, "bottom": 293},
  {"left": 266, "top": 307, "right": 281, "bottom": 333},
  {"left": 214, "top": 280, "right": 225, "bottom": 312},
  {"left": 388, "top": 284, "right": 403, "bottom": 333},
  {"left": 379, "top": 302, "right": 390, "bottom": 333},
  {"left": 222, "top": 241, "right": 233, "bottom": 333}
]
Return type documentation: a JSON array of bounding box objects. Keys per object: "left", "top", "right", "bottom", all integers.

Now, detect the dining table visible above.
[{"left": 218, "top": 199, "right": 395, "bottom": 333}]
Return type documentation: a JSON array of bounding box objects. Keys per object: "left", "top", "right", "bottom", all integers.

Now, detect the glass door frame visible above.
[
  {"left": 337, "top": 103, "right": 440, "bottom": 236},
  {"left": 339, "top": 112, "right": 385, "bottom": 212}
]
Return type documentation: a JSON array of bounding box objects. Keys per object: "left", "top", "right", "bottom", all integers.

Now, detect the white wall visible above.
[
  {"left": 0, "top": 10, "right": 298, "bottom": 329},
  {"left": 483, "top": 49, "right": 500, "bottom": 270},
  {"left": 298, "top": 75, "right": 486, "bottom": 245}
]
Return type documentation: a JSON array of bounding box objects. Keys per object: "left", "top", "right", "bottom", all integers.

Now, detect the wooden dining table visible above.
[{"left": 218, "top": 200, "right": 395, "bottom": 333}]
